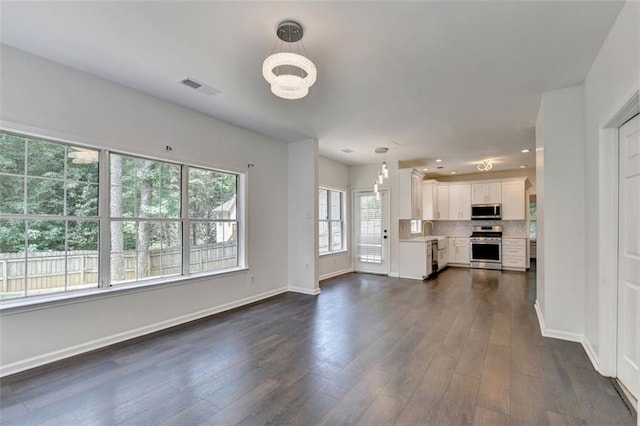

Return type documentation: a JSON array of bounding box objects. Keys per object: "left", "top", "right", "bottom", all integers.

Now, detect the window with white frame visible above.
[
  {"left": 319, "top": 188, "right": 345, "bottom": 254},
  {"left": 0, "top": 131, "right": 243, "bottom": 301}
]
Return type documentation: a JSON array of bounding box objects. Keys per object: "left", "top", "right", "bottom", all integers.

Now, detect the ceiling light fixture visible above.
[
  {"left": 520, "top": 165, "right": 527, "bottom": 168},
  {"left": 451, "top": 171, "right": 457, "bottom": 174},
  {"left": 435, "top": 159, "right": 442, "bottom": 163},
  {"left": 262, "top": 20, "right": 317, "bottom": 100},
  {"left": 521, "top": 149, "right": 531, "bottom": 153},
  {"left": 373, "top": 147, "right": 389, "bottom": 199},
  {"left": 477, "top": 159, "right": 493, "bottom": 172}
]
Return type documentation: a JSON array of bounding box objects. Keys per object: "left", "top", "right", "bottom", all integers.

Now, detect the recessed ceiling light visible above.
[
  {"left": 521, "top": 149, "right": 531, "bottom": 153},
  {"left": 520, "top": 165, "right": 527, "bottom": 168},
  {"left": 423, "top": 168, "right": 429, "bottom": 171},
  {"left": 450, "top": 171, "right": 456, "bottom": 174},
  {"left": 435, "top": 159, "right": 442, "bottom": 163}
]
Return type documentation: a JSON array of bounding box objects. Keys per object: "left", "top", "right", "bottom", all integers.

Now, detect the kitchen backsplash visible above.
[{"left": 431, "top": 220, "right": 528, "bottom": 237}]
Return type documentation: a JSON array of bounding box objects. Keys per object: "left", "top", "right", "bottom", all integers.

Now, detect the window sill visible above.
[
  {"left": 0, "top": 266, "right": 249, "bottom": 316},
  {"left": 319, "top": 249, "right": 349, "bottom": 257}
]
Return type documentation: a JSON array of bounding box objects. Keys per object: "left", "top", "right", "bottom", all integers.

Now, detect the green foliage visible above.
[
  {"left": 189, "top": 167, "right": 237, "bottom": 219},
  {"left": 0, "top": 133, "right": 238, "bottom": 257}
]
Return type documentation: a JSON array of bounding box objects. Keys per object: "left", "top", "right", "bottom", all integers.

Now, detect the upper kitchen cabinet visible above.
[
  {"left": 449, "top": 184, "right": 471, "bottom": 220},
  {"left": 422, "top": 180, "right": 438, "bottom": 220},
  {"left": 502, "top": 179, "right": 526, "bottom": 220},
  {"left": 472, "top": 182, "right": 502, "bottom": 204},
  {"left": 436, "top": 185, "right": 450, "bottom": 220},
  {"left": 398, "top": 168, "right": 424, "bottom": 219}
]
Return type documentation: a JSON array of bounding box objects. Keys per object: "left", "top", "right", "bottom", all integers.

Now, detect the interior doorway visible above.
[{"left": 616, "top": 113, "right": 640, "bottom": 402}]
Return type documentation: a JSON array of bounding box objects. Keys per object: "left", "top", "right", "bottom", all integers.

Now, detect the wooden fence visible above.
[{"left": 0, "top": 242, "right": 237, "bottom": 298}]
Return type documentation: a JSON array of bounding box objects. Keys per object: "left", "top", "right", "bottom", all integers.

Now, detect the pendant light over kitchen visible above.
[
  {"left": 374, "top": 147, "right": 389, "bottom": 199},
  {"left": 262, "top": 20, "right": 317, "bottom": 100}
]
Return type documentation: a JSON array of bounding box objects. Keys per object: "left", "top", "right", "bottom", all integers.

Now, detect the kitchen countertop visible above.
[
  {"left": 399, "top": 235, "right": 447, "bottom": 242},
  {"left": 400, "top": 235, "right": 529, "bottom": 242}
]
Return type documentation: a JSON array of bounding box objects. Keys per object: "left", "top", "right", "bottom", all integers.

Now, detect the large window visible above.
[
  {"left": 319, "top": 188, "right": 345, "bottom": 254},
  {"left": 0, "top": 131, "right": 243, "bottom": 301}
]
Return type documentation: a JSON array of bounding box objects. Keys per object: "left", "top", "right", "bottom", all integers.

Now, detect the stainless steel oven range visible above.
[{"left": 470, "top": 225, "right": 502, "bottom": 270}]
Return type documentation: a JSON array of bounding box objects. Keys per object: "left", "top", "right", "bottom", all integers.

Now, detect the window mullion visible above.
[
  {"left": 98, "top": 149, "right": 111, "bottom": 288},
  {"left": 181, "top": 165, "right": 190, "bottom": 275},
  {"left": 327, "top": 192, "right": 333, "bottom": 251}
]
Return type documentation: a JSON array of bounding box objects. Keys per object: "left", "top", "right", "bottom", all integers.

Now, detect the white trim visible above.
[
  {"left": 604, "top": 90, "right": 640, "bottom": 128},
  {"left": 288, "top": 286, "right": 321, "bottom": 295},
  {"left": 598, "top": 90, "right": 640, "bottom": 377},
  {"left": 319, "top": 268, "right": 353, "bottom": 281},
  {"left": 0, "top": 286, "right": 288, "bottom": 377},
  {"left": 582, "top": 337, "right": 601, "bottom": 373},
  {"left": 388, "top": 272, "right": 399, "bottom": 278},
  {"left": 536, "top": 300, "right": 601, "bottom": 373},
  {"left": 534, "top": 299, "right": 546, "bottom": 333},
  {"left": 319, "top": 249, "right": 348, "bottom": 257},
  {"left": 0, "top": 267, "right": 250, "bottom": 315},
  {"left": 535, "top": 299, "right": 583, "bottom": 342}
]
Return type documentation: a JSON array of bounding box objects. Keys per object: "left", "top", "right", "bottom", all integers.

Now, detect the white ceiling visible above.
[{"left": 0, "top": 1, "right": 624, "bottom": 175}]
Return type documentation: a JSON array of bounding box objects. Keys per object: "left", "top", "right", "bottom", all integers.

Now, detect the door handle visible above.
[{"left": 383, "top": 236, "right": 388, "bottom": 239}]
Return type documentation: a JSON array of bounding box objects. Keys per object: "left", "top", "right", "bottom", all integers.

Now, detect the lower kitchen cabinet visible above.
[
  {"left": 448, "top": 237, "right": 470, "bottom": 265},
  {"left": 437, "top": 243, "right": 448, "bottom": 270},
  {"left": 502, "top": 238, "right": 527, "bottom": 270},
  {"left": 399, "top": 241, "right": 429, "bottom": 280}
]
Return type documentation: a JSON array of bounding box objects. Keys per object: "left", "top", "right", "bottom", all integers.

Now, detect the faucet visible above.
[{"left": 423, "top": 220, "right": 434, "bottom": 237}]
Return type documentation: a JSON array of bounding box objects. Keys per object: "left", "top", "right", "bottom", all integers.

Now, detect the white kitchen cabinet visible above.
[
  {"left": 472, "top": 182, "right": 502, "bottom": 204},
  {"left": 502, "top": 238, "right": 527, "bottom": 270},
  {"left": 448, "top": 237, "right": 470, "bottom": 264},
  {"left": 436, "top": 185, "right": 450, "bottom": 220},
  {"left": 449, "top": 184, "right": 471, "bottom": 220},
  {"left": 501, "top": 180, "right": 526, "bottom": 220},
  {"left": 399, "top": 241, "right": 429, "bottom": 280},
  {"left": 422, "top": 180, "right": 438, "bottom": 220},
  {"left": 398, "top": 169, "right": 423, "bottom": 219},
  {"left": 437, "top": 243, "right": 448, "bottom": 270}
]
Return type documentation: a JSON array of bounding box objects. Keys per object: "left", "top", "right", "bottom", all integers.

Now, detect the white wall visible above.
[
  {"left": 0, "top": 45, "right": 291, "bottom": 375},
  {"left": 288, "top": 140, "right": 320, "bottom": 294},
  {"left": 583, "top": 1, "right": 639, "bottom": 373},
  {"left": 535, "top": 85, "right": 586, "bottom": 339},
  {"left": 318, "top": 156, "right": 353, "bottom": 280}
]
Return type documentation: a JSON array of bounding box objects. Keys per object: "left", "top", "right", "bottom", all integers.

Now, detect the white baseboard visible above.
[
  {"left": 534, "top": 300, "right": 583, "bottom": 342},
  {"left": 319, "top": 268, "right": 353, "bottom": 281},
  {"left": 581, "top": 337, "right": 600, "bottom": 372},
  {"left": 288, "top": 286, "right": 321, "bottom": 295},
  {"left": 0, "top": 286, "right": 288, "bottom": 377},
  {"left": 388, "top": 272, "right": 400, "bottom": 278},
  {"left": 534, "top": 299, "right": 546, "bottom": 333}
]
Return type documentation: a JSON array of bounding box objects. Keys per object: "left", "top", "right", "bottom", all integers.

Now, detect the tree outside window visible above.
[{"left": 0, "top": 131, "right": 242, "bottom": 300}]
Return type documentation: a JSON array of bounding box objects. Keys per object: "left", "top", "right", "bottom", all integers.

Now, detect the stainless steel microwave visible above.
[{"left": 471, "top": 204, "right": 501, "bottom": 220}]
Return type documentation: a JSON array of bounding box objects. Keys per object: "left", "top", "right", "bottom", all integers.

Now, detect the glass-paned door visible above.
[{"left": 354, "top": 190, "right": 389, "bottom": 274}]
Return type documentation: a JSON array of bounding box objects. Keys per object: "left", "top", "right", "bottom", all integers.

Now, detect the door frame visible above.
[
  {"left": 598, "top": 90, "right": 639, "bottom": 377},
  {"left": 352, "top": 189, "right": 390, "bottom": 275}
]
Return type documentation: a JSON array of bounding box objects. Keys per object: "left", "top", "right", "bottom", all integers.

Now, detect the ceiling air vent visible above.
[
  {"left": 180, "top": 77, "right": 220, "bottom": 96},
  {"left": 342, "top": 148, "right": 354, "bottom": 154}
]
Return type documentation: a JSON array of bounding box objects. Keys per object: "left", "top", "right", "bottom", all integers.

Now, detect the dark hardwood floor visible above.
[{"left": 0, "top": 265, "right": 634, "bottom": 425}]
